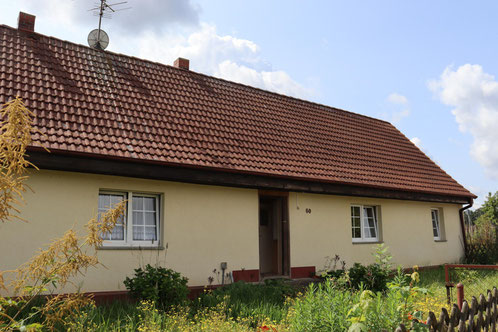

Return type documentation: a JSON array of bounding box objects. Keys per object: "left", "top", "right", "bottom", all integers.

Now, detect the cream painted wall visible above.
[
  {"left": 0, "top": 170, "right": 259, "bottom": 294},
  {"left": 0, "top": 170, "right": 464, "bottom": 295},
  {"left": 289, "top": 192, "right": 464, "bottom": 274}
]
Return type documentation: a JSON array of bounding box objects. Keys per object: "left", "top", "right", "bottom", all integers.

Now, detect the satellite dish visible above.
[{"left": 87, "top": 29, "right": 109, "bottom": 50}]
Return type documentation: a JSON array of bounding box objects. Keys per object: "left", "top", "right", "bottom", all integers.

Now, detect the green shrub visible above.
[
  {"left": 124, "top": 264, "right": 189, "bottom": 309},
  {"left": 348, "top": 263, "right": 390, "bottom": 293},
  {"left": 322, "top": 244, "right": 393, "bottom": 293}
]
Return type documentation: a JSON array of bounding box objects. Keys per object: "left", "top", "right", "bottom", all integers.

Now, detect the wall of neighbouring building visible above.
[{"left": 0, "top": 169, "right": 464, "bottom": 296}]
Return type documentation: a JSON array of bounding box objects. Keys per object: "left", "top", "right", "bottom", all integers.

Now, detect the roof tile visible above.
[{"left": 0, "top": 24, "right": 475, "bottom": 198}]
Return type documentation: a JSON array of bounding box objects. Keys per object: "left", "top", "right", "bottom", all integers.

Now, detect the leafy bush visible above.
[
  {"left": 348, "top": 263, "right": 390, "bottom": 293},
  {"left": 322, "top": 244, "right": 393, "bottom": 293},
  {"left": 124, "top": 264, "right": 189, "bottom": 308}
]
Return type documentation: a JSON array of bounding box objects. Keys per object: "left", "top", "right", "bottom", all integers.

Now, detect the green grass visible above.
[
  {"left": 192, "top": 279, "right": 298, "bottom": 327},
  {"left": 418, "top": 266, "right": 498, "bottom": 310}
]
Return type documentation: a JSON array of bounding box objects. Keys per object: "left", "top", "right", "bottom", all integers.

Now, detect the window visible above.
[
  {"left": 431, "top": 208, "right": 441, "bottom": 240},
  {"left": 351, "top": 205, "right": 379, "bottom": 242},
  {"left": 98, "top": 191, "right": 160, "bottom": 247}
]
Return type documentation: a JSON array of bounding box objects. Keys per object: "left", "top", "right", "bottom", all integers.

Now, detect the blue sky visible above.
[{"left": 1, "top": 1, "right": 497, "bottom": 207}]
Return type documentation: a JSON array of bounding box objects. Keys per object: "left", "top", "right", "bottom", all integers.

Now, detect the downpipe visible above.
[{"left": 459, "top": 198, "right": 473, "bottom": 254}]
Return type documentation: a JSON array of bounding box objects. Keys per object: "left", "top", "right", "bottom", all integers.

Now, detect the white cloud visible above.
[
  {"left": 134, "top": 24, "right": 312, "bottom": 98},
  {"left": 429, "top": 64, "right": 498, "bottom": 179},
  {"left": 467, "top": 185, "right": 485, "bottom": 207},
  {"left": 13, "top": 1, "right": 312, "bottom": 99},
  {"left": 410, "top": 137, "right": 422, "bottom": 148},
  {"left": 383, "top": 93, "right": 410, "bottom": 124},
  {"left": 387, "top": 93, "right": 408, "bottom": 105},
  {"left": 217, "top": 60, "right": 312, "bottom": 97},
  {"left": 19, "top": 0, "right": 200, "bottom": 32},
  {"left": 409, "top": 136, "right": 441, "bottom": 167}
]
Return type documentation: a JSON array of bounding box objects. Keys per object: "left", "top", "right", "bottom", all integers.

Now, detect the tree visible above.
[{"left": 479, "top": 191, "right": 498, "bottom": 226}]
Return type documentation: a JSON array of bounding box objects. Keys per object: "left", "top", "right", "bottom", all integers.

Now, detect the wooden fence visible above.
[{"left": 396, "top": 287, "right": 498, "bottom": 332}]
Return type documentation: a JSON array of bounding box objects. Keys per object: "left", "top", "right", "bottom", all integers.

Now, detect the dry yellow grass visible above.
[{"left": 0, "top": 97, "right": 126, "bottom": 331}]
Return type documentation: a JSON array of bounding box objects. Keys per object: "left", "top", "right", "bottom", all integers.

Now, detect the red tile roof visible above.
[{"left": 0, "top": 25, "right": 475, "bottom": 199}]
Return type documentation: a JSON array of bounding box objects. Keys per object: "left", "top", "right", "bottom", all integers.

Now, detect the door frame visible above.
[{"left": 258, "top": 190, "right": 290, "bottom": 278}]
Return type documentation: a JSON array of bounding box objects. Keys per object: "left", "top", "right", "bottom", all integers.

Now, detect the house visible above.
[{"left": 0, "top": 13, "right": 475, "bottom": 297}]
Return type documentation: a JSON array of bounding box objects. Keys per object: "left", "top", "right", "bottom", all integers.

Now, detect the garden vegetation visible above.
[
  {"left": 464, "top": 192, "right": 498, "bottom": 264},
  {"left": 0, "top": 97, "right": 495, "bottom": 331}
]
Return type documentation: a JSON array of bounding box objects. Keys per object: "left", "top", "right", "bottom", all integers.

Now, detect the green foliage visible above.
[
  {"left": 289, "top": 280, "right": 357, "bottom": 331},
  {"left": 322, "top": 244, "right": 394, "bottom": 293},
  {"left": 346, "top": 289, "right": 403, "bottom": 332},
  {"left": 9, "top": 268, "right": 457, "bottom": 331},
  {"left": 124, "top": 264, "right": 189, "bottom": 309},
  {"left": 480, "top": 191, "right": 498, "bottom": 225},
  {"left": 193, "top": 279, "right": 296, "bottom": 326},
  {"left": 347, "top": 245, "right": 393, "bottom": 293},
  {"left": 373, "top": 243, "right": 393, "bottom": 271},
  {"left": 348, "top": 263, "right": 390, "bottom": 293},
  {"left": 465, "top": 191, "right": 498, "bottom": 264},
  {"left": 465, "top": 217, "right": 498, "bottom": 264},
  {"left": 347, "top": 267, "right": 431, "bottom": 332},
  {"left": 290, "top": 269, "right": 430, "bottom": 332}
]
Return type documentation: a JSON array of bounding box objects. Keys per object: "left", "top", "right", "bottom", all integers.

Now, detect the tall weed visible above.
[{"left": 288, "top": 280, "right": 356, "bottom": 331}]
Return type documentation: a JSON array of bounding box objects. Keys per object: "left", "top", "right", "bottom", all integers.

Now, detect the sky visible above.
[{"left": 1, "top": 0, "right": 497, "bottom": 208}]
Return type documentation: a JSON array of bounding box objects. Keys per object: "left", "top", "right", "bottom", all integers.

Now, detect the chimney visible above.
[
  {"left": 173, "top": 57, "right": 189, "bottom": 70},
  {"left": 18, "top": 12, "right": 36, "bottom": 32}
]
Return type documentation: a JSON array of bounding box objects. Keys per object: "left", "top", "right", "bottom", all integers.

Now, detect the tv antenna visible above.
[{"left": 87, "top": 0, "right": 131, "bottom": 50}]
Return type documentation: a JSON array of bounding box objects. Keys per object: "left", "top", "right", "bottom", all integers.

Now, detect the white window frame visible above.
[
  {"left": 431, "top": 208, "right": 441, "bottom": 241},
  {"left": 99, "top": 191, "right": 161, "bottom": 248},
  {"left": 351, "top": 205, "right": 380, "bottom": 243}
]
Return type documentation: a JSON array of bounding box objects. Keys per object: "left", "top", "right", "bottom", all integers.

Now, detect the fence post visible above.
[
  {"left": 456, "top": 283, "right": 464, "bottom": 310},
  {"left": 445, "top": 264, "right": 452, "bottom": 304}
]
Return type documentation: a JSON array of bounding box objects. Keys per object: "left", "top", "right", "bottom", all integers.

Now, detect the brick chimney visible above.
[
  {"left": 18, "top": 12, "right": 36, "bottom": 32},
  {"left": 173, "top": 57, "right": 189, "bottom": 70}
]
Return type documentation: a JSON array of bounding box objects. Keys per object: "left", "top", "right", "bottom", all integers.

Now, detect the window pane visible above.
[
  {"left": 132, "top": 195, "right": 159, "bottom": 242},
  {"left": 133, "top": 196, "right": 143, "bottom": 211},
  {"left": 352, "top": 227, "right": 361, "bottom": 238},
  {"left": 133, "top": 211, "right": 144, "bottom": 225},
  {"left": 363, "top": 207, "right": 377, "bottom": 239},
  {"left": 110, "top": 224, "right": 125, "bottom": 240},
  {"left": 144, "top": 197, "right": 155, "bottom": 211},
  {"left": 133, "top": 226, "right": 144, "bottom": 241},
  {"left": 144, "top": 226, "right": 157, "bottom": 241},
  {"left": 433, "top": 225, "right": 439, "bottom": 238},
  {"left": 351, "top": 206, "right": 360, "bottom": 217},
  {"left": 144, "top": 212, "right": 156, "bottom": 226},
  {"left": 351, "top": 216, "right": 360, "bottom": 228},
  {"left": 365, "top": 223, "right": 377, "bottom": 238},
  {"left": 110, "top": 194, "right": 123, "bottom": 206},
  {"left": 99, "top": 194, "right": 110, "bottom": 209},
  {"left": 99, "top": 193, "right": 126, "bottom": 242},
  {"left": 432, "top": 210, "right": 440, "bottom": 238},
  {"left": 364, "top": 207, "right": 374, "bottom": 218},
  {"left": 351, "top": 206, "right": 362, "bottom": 239}
]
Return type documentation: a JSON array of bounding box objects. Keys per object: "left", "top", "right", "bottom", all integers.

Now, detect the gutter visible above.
[{"left": 459, "top": 199, "right": 474, "bottom": 254}]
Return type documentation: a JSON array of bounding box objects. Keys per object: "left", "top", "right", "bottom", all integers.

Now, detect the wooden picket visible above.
[{"left": 396, "top": 287, "right": 498, "bottom": 332}]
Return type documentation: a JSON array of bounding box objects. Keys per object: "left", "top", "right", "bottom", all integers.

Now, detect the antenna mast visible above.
[
  {"left": 97, "top": 0, "right": 105, "bottom": 46},
  {"left": 87, "top": 0, "right": 130, "bottom": 50}
]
